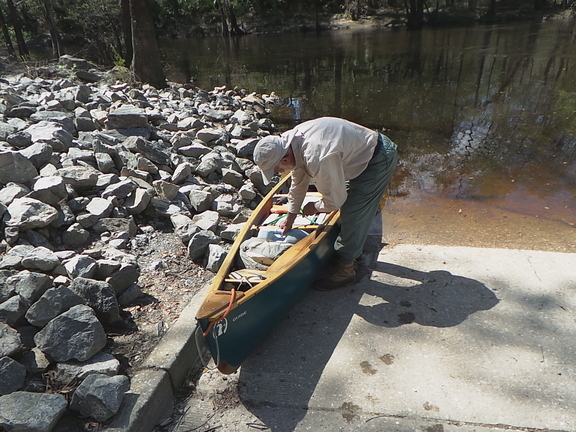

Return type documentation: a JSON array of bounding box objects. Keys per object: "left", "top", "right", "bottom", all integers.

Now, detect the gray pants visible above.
[{"left": 335, "top": 134, "right": 398, "bottom": 264}]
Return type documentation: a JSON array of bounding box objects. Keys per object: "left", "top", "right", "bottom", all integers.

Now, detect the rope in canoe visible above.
[
  {"left": 202, "top": 287, "right": 237, "bottom": 337},
  {"left": 196, "top": 287, "right": 239, "bottom": 370},
  {"left": 196, "top": 273, "right": 259, "bottom": 369}
]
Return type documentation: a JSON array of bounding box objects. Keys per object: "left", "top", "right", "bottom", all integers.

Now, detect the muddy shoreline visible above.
[{"left": 383, "top": 195, "right": 575, "bottom": 254}]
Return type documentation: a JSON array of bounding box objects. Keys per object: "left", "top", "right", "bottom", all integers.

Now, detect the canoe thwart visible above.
[
  {"left": 270, "top": 205, "right": 288, "bottom": 214},
  {"left": 250, "top": 224, "right": 319, "bottom": 231}
]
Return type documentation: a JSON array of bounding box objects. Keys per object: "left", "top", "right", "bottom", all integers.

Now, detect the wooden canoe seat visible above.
[{"left": 224, "top": 269, "right": 267, "bottom": 291}]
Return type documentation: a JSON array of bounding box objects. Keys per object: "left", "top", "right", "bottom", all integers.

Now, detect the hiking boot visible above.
[
  {"left": 316, "top": 257, "right": 360, "bottom": 281},
  {"left": 314, "top": 262, "right": 356, "bottom": 291}
]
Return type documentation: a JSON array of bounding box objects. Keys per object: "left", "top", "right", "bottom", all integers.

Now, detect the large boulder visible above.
[
  {"left": 0, "top": 183, "right": 29, "bottom": 207},
  {"left": 54, "top": 352, "right": 120, "bottom": 383},
  {"left": 0, "top": 391, "right": 67, "bottom": 431},
  {"left": 0, "top": 322, "right": 23, "bottom": 358},
  {"left": 56, "top": 165, "right": 100, "bottom": 190},
  {"left": 122, "top": 136, "right": 170, "bottom": 165},
  {"left": 187, "top": 230, "right": 220, "bottom": 260},
  {"left": 34, "top": 305, "right": 107, "bottom": 362},
  {"left": 5, "top": 198, "right": 58, "bottom": 230},
  {"left": 0, "top": 121, "right": 16, "bottom": 140},
  {"left": 69, "top": 277, "right": 121, "bottom": 324},
  {"left": 105, "top": 264, "right": 140, "bottom": 296},
  {"left": 0, "top": 356, "right": 26, "bottom": 395},
  {"left": 21, "top": 247, "right": 60, "bottom": 272},
  {"left": 29, "top": 111, "right": 76, "bottom": 137},
  {"left": 7, "top": 270, "right": 53, "bottom": 304},
  {"left": 25, "top": 286, "right": 85, "bottom": 327},
  {"left": 70, "top": 373, "right": 130, "bottom": 421},
  {"left": 25, "top": 120, "right": 74, "bottom": 152},
  {"left": 0, "top": 270, "right": 17, "bottom": 303},
  {"left": 0, "top": 151, "right": 38, "bottom": 185},
  {"left": 18, "top": 142, "right": 53, "bottom": 169},
  {"left": 106, "top": 106, "right": 149, "bottom": 129},
  {"left": 0, "top": 295, "right": 29, "bottom": 327},
  {"left": 28, "top": 175, "right": 68, "bottom": 206}
]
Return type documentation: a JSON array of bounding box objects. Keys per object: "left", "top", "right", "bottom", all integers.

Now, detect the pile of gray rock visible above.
[{"left": 0, "top": 55, "right": 279, "bottom": 431}]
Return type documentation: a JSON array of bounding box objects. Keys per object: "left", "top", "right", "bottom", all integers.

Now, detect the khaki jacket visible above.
[{"left": 281, "top": 117, "right": 379, "bottom": 213}]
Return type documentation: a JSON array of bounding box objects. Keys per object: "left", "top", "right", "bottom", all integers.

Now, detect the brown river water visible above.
[{"left": 161, "top": 19, "right": 576, "bottom": 253}]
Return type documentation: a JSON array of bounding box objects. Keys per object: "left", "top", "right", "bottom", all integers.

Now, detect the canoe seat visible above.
[{"left": 224, "top": 269, "right": 267, "bottom": 291}]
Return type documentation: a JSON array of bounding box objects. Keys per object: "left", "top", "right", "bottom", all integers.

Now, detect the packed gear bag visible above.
[{"left": 238, "top": 229, "right": 308, "bottom": 270}]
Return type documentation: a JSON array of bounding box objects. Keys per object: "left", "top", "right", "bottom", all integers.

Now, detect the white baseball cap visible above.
[{"left": 253, "top": 135, "right": 289, "bottom": 184}]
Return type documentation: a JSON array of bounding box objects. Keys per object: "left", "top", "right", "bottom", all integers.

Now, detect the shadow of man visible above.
[
  {"left": 238, "top": 246, "right": 499, "bottom": 432},
  {"left": 357, "top": 261, "right": 500, "bottom": 328}
]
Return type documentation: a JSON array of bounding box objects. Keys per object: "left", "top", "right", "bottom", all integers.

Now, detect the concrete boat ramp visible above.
[{"left": 164, "top": 244, "right": 576, "bottom": 432}]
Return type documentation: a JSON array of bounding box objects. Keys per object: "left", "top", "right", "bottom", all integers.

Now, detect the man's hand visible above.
[
  {"left": 302, "top": 201, "right": 319, "bottom": 216},
  {"left": 279, "top": 212, "right": 297, "bottom": 235}
]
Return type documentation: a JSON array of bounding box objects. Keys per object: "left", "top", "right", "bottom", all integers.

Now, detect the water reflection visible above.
[
  {"left": 160, "top": 20, "right": 576, "bottom": 247},
  {"left": 286, "top": 98, "right": 302, "bottom": 121}
]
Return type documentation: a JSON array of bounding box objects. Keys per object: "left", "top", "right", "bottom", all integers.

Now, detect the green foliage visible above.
[
  {"left": 17, "top": 1, "right": 45, "bottom": 41},
  {"left": 3, "top": 0, "right": 123, "bottom": 64},
  {"left": 107, "top": 65, "right": 135, "bottom": 83},
  {"left": 52, "top": 0, "right": 123, "bottom": 62},
  {"left": 111, "top": 45, "right": 127, "bottom": 68}
]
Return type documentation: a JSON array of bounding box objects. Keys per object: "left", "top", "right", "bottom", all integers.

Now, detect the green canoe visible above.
[{"left": 195, "top": 175, "right": 340, "bottom": 374}]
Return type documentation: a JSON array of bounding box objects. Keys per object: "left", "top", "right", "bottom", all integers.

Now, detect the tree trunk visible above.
[
  {"left": 120, "top": 0, "right": 133, "bottom": 66},
  {"left": 314, "top": 0, "right": 322, "bottom": 31},
  {"left": 0, "top": 7, "right": 16, "bottom": 57},
  {"left": 405, "top": 0, "right": 425, "bottom": 29},
  {"left": 129, "top": 0, "right": 166, "bottom": 88},
  {"left": 42, "top": 0, "right": 62, "bottom": 58},
  {"left": 226, "top": 3, "right": 244, "bottom": 35},
  {"left": 6, "top": 0, "right": 28, "bottom": 57},
  {"left": 215, "top": 0, "right": 230, "bottom": 36},
  {"left": 486, "top": 0, "right": 497, "bottom": 20}
]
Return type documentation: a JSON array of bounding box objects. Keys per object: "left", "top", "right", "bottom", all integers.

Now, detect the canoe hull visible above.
[{"left": 198, "top": 223, "right": 339, "bottom": 374}]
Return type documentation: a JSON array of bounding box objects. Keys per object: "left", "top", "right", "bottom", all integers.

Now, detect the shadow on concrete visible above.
[
  {"left": 357, "top": 261, "right": 500, "bottom": 328},
  {"left": 238, "top": 238, "right": 500, "bottom": 431}
]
